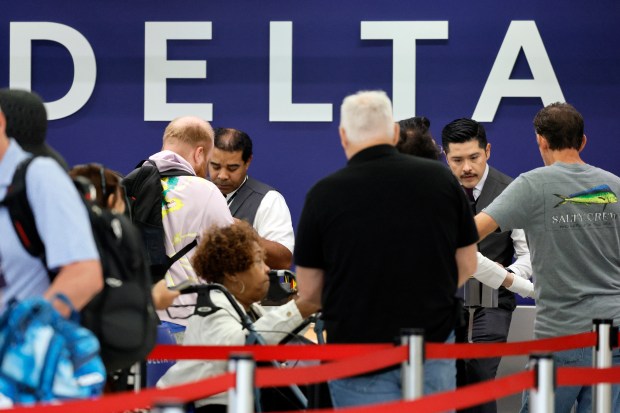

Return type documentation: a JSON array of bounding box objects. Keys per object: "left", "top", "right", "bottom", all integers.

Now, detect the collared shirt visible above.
[
  {"left": 225, "top": 176, "right": 294, "bottom": 253},
  {"left": 469, "top": 164, "right": 490, "bottom": 201},
  {"left": 224, "top": 175, "right": 248, "bottom": 207},
  {"left": 0, "top": 139, "right": 99, "bottom": 312}
]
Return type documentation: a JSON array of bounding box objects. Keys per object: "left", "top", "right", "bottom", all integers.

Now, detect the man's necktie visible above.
[
  {"left": 463, "top": 186, "right": 476, "bottom": 213},
  {"left": 463, "top": 186, "right": 475, "bottom": 202}
]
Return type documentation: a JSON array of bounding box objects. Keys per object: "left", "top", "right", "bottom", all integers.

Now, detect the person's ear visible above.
[
  {"left": 223, "top": 272, "right": 237, "bottom": 286},
  {"left": 339, "top": 127, "right": 349, "bottom": 151},
  {"left": 485, "top": 143, "right": 491, "bottom": 160},
  {"left": 0, "top": 111, "right": 6, "bottom": 135},
  {"left": 391, "top": 123, "right": 400, "bottom": 145},
  {"left": 194, "top": 145, "right": 205, "bottom": 164},
  {"left": 536, "top": 134, "right": 547, "bottom": 149},
  {"left": 579, "top": 135, "right": 587, "bottom": 152}
]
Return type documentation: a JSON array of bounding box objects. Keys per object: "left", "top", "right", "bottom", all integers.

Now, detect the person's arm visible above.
[
  {"left": 294, "top": 266, "right": 324, "bottom": 315},
  {"left": 506, "top": 229, "right": 532, "bottom": 279},
  {"left": 475, "top": 212, "right": 499, "bottom": 242},
  {"left": 44, "top": 260, "right": 103, "bottom": 316},
  {"left": 473, "top": 252, "right": 534, "bottom": 298},
  {"left": 151, "top": 278, "right": 181, "bottom": 310},
  {"left": 253, "top": 191, "right": 295, "bottom": 269},
  {"left": 260, "top": 238, "right": 293, "bottom": 270},
  {"left": 473, "top": 252, "right": 506, "bottom": 289},
  {"left": 455, "top": 244, "right": 477, "bottom": 287}
]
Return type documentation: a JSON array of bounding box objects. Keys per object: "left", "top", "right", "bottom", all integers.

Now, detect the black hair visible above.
[
  {"left": 441, "top": 118, "right": 487, "bottom": 153},
  {"left": 396, "top": 116, "right": 441, "bottom": 160},
  {"left": 533, "top": 102, "right": 584, "bottom": 150},
  {"left": 213, "top": 128, "right": 253, "bottom": 163}
]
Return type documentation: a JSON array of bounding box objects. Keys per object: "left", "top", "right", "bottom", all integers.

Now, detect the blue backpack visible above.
[{"left": 0, "top": 294, "right": 105, "bottom": 405}]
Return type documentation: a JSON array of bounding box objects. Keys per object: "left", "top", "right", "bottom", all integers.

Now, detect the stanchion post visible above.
[
  {"left": 529, "top": 354, "right": 555, "bottom": 413},
  {"left": 400, "top": 328, "right": 425, "bottom": 401},
  {"left": 228, "top": 353, "right": 255, "bottom": 413},
  {"left": 151, "top": 401, "right": 186, "bottom": 413},
  {"left": 133, "top": 361, "right": 142, "bottom": 392},
  {"left": 592, "top": 319, "right": 617, "bottom": 413}
]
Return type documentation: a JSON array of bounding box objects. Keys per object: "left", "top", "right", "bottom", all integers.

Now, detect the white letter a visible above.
[{"left": 472, "top": 21, "right": 565, "bottom": 122}]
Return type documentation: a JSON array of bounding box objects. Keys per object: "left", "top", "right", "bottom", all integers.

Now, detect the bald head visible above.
[
  {"left": 162, "top": 116, "right": 214, "bottom": 177},
  {"left": 163, "top": 116, "right": 214, "bottom": 148}
]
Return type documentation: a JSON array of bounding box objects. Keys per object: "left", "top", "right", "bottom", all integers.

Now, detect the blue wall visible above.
[{"left": 2, "top": 0, "right": 619, "bottom": 234}]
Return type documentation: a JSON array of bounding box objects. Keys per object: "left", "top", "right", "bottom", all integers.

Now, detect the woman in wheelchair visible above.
[{"left": 157, "top": 220, "right": 319, "bottom": 413}]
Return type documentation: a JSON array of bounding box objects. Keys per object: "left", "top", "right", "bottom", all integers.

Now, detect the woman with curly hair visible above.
[{"left": 157, "top": 220, "right": 318, "bottom": 412}]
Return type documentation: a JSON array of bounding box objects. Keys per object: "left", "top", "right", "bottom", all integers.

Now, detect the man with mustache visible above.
[
  {"left": 208, "top": 128, "right": 294, "bottom": 270},
  {"left": 442, "top": 118, "right": 533, "bottom": 413}
]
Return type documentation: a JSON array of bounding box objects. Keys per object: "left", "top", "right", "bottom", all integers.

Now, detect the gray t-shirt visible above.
[{"left": 484, "top": 162, "right": 620, "bottom": 338}]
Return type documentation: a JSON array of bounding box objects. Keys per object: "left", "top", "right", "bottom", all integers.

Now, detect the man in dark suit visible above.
[{"left": 442, "top": 118, "right": 533, "bottom": 413}]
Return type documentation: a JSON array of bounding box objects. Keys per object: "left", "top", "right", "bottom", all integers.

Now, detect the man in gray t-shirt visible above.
[{"left": 476, "top": 102, "right": 620, "bottom": 413}]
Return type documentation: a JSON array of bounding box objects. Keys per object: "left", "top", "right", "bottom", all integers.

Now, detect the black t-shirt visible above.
[{"left": 294, "top": 145, "right": 478, "bottom": 343}]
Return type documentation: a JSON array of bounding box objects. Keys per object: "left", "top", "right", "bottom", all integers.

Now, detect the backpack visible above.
[
  {"left": 122, "top": 160, "right": 197, "bottom": 283},
  {"left": 1, "top": 157, "right": 158, "bottom": 372},
  {"left": 0, "top": 294, "right": 105, "bottom": 405}
]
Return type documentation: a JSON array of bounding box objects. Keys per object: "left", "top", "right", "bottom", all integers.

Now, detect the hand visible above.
[{"left": 151, "top": 279, "right": 180, "bottom": 310}]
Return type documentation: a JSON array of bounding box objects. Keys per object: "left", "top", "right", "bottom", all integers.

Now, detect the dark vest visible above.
[
  {"left": 472, "top": 167, "right": 517, "bottom": 311},
  {"left": 228, "top": 176, "right": 276, "bottom": 225}
]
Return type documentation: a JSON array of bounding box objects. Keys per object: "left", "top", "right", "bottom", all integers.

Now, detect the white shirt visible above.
[
  {"left": 226, "top": 177, "right": 295, "bottom": 254},
  {"left": 472, "top": 165, "right": 533, "bottom": 295}
]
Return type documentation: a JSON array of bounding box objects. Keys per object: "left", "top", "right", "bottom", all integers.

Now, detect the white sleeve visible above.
[
  {"left": 473, "top": 252, "right": 534, "bottom": 298},
  {"left": 473, "top": 252, "right": 506, "bottom": 289},
  {"left": 252, "top": 300, "right": 304, "bottom": 343},
  {"left": 507, "top": 229, "right": 533, "bottom": 280},
  {"left": 253, "top": 191, "right": 295, "bottom": 253}
]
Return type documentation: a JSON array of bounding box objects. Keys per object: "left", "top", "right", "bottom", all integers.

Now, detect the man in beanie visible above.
[
  {"left": 0, "top": 89, "right": 68, "bottom": 170},
  {"left": 0, "top": 90, "right": 102, "bottom": 316}
]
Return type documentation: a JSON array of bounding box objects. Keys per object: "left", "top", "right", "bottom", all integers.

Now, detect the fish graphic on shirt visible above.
[{"left": 553, "top": 185, "right": 618, "bottom": 208}]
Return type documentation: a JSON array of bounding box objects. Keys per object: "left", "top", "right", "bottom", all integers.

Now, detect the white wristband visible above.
[{"left": 507, "top": 274, "right": 534, "bottom": 298}]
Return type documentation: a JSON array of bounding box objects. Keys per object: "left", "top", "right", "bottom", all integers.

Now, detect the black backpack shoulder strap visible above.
[
  {"left": 1, "top": 156, "right": 48, "bottom": 268},
  {"left": 122, "top": 159, "right": 197, "bottom": 282}
]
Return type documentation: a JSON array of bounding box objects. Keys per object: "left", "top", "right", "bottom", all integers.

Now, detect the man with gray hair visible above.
[{"left": 294, "top": 90, "right": 478, "bottom": 407}]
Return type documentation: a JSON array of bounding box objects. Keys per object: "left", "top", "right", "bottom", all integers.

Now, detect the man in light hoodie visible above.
[{"left": 140, "top": 116, "right": 234, "bottom": 338}]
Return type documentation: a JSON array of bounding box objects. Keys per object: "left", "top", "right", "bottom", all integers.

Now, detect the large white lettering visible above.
[
  {"left": 5, "top": 20, "right": 565, "bottom": 124},
  {"left": 361, "top": 21, "right": 448, "bottom": 121},
  {"left": 472, "top": 21, "right": 565, "bottom": 122},
  {"left": 10, "top": 22, "right": 96, "bottom": 120},
  {"left": 269, "top": 22, "right": 332, "bottom": 122},
  {"left": 144, "top": 22, "right": 212, "bottom": 121}
]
